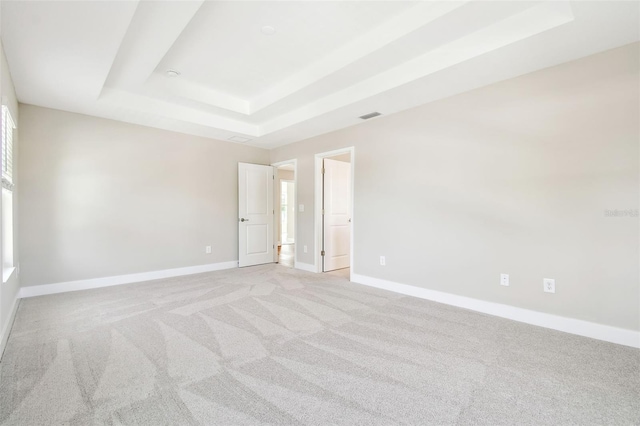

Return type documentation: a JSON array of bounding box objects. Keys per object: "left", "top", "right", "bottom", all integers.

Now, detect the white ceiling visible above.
[{"left": 1, "top": 1, "right": 638, "bottom": 149}]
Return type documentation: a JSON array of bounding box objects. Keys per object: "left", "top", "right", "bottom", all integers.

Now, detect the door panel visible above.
[
  {"left": 239, "top": 163, "right": 274, "bottom": 267},
  {"left": 323, "top": 159, "right": 351, "bottom": 272},
  {"left": 246, "top": 224, "right": 269, "bottom": 254},
  {"left": 246, "top": 169, "right": 269, "bottom": 214}
]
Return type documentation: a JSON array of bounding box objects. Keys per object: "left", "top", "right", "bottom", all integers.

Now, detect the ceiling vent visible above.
[
  {"left": 228, "top": 136, "right": 252, "bottom": 143},
  {"left": 359, "top": 112, "right": 382, "bottom": 120}
]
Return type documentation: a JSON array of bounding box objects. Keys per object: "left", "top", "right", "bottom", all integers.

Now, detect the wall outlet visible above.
[
  {"left": 500, "top": 273, "right": 509, "bottom": 286},
  {"left": 543, "top": 278, "right": 555, "bottom": 293},
  {"left": 380, "top": 256, "right": 386, "bottom": 266},
  {"left": 205, "top": 245, "right": 212, "bottom": 254},
  {"left": 299, "top": 204, "right": 305, "bottom": 212},
  {"left": 303, "top": 245, "right": 308, "bottom": 253}
]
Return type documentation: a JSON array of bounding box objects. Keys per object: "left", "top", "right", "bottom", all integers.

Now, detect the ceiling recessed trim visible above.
[
  {"left": 258, "top": 1, "right": 575, "bottom": 137},
  {"left": 248, "top": 1, "right": 466, "bottom": 114},
  {"left": 3, "top": 0, "right": 638, "bottom": 150}
]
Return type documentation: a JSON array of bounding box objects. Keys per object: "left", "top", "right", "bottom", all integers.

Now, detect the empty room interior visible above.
[{"left": 0, "top": 1, "right": 638, "bottom": 424}]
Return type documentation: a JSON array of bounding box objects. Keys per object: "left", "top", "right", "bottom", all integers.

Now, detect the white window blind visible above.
[{"left": 1, "top": 105, "right": 15, "bottom": 191}]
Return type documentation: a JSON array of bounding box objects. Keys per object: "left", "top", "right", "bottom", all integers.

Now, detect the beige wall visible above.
[
  {"left": 18, "top": 105, "right": 269, "bottom": 287},
  {"left": 271, "top": 43, "right": 640, "bottom": 331},
  {"left": 0, "top": 41, "right": 20, "bottom": 346}
]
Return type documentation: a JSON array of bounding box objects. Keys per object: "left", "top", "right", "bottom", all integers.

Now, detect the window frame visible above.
[{"left": 1, "top": 104, "right": 16, "bottom": 282}]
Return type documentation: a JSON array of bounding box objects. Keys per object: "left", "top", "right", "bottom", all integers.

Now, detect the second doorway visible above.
[{"left": 275, "top": 163, "right": 295, "bottom": 267}]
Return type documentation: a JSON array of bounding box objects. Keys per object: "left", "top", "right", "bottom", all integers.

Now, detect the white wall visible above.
[
  {"left": 18, "top": 105, "right": 269, "bottom": 287},
  {"left": 0, "top": 41, "right": 20, "bottom": 353},
  {"left": 271, "top": 43, "right": 640, "bottom": 332}
]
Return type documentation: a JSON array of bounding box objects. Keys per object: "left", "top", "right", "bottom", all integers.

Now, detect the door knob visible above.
[{"left": 240, "top": 218, "right": 249, "bottom": 222}]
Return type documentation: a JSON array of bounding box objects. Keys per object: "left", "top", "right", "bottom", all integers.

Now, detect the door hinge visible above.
[
  {"left": 321, "top": 167, "right": 325, "bottom": 175},
  {"left": 321, "top": 250, "right": 325, "bottom": 256},
  {"left": 272, "top": 175, "right": 275, "bottom": 180},
  {"left": 322, "top": 209, "right": 325, "bottom": 215}
]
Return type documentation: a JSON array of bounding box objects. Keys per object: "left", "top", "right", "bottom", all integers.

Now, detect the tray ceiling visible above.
[{"left": 2, "top": 1, "right": 638, "bottom": 148}]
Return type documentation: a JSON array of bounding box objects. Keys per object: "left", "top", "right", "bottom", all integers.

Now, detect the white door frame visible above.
[
  {"left": 272, "top": 159, "right": 298, "bottom": 267},
  {"left": 314, "top": 147, "right": 355, "bottom": 279}
]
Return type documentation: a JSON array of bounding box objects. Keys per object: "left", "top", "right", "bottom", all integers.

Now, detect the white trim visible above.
[
  {"left": 314, "top": 147, "right": 355, "bottom": 281},
  {"left": 2, "top": 267, "right": 15, "bottom": 284},
  {"left": 20, "top": 261, "right": 238, "bottom": 298},
  {"left": 294, "top": 262, "right": 316, "bottom": 273},
  {"left": 0, "top": 293, "right": 19, "bottom": 359},
  {"left": 351, "top": 273, "right": 640, "bottom": 349},
  {"left": 272, "top": 159, "right": 298, "bottom": 267}
]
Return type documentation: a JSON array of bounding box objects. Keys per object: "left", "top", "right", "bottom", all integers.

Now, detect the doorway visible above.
[
  {"left": 315, "top": 148, "right": 354, "bottom": 279},
  {"left": 280, "top": 180, "right": 295, "bottom": 245},
  {"left": 272, "top": 160, "right": 297, "bottom": 268}
]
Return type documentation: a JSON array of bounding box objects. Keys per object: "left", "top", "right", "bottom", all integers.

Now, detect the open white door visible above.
[
  {"left": 238, "top": 163, "right": 274, "bottom": 267},
  {"left": 323, "top": 158, "right": 351, "bottom": 271}
]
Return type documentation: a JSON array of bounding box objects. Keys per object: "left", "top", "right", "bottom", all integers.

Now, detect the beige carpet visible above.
[{"left": 0, "top": 264, "right": 638, "bottom": 425}]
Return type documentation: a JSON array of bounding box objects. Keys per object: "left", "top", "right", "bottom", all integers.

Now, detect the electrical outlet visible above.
[
  {"left": 543, "top": 278, "right": 555, "bottom": 293},
  {"left": 205, "top": 246, "right": 212, "bottom": 254},
  {"left": 303, "top": 245, "right": 308, "bottom": 253},
  {"left": 299, "top": 204, "right": 305, "bottom": 212},
  {"left": 380, "top": 256, "right": 386, "bottom": 266},
  {"left": 500, "top": 273, "right": 509, "bottom": 286}
]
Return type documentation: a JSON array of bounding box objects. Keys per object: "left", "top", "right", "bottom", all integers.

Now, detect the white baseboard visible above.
[
  {"left": 20, "top": 261, "right": 238, "bottom": 299},
  {"left": 351, "top": 273, "right": 640, "bottom": 349},
  {"left": 0, "top": 294, "right": 20, "bottom": 359},
  {"left": 295, "top": 262, "right": 317, "bottom": 273}
]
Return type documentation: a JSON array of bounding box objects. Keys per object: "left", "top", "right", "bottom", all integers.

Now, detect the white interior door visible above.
[
  {"left": 323, "top": 159, "right": 351, "bottom": 271},
  {"left": 239, "top": 163, "right": 274, "bottom": 267}
]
